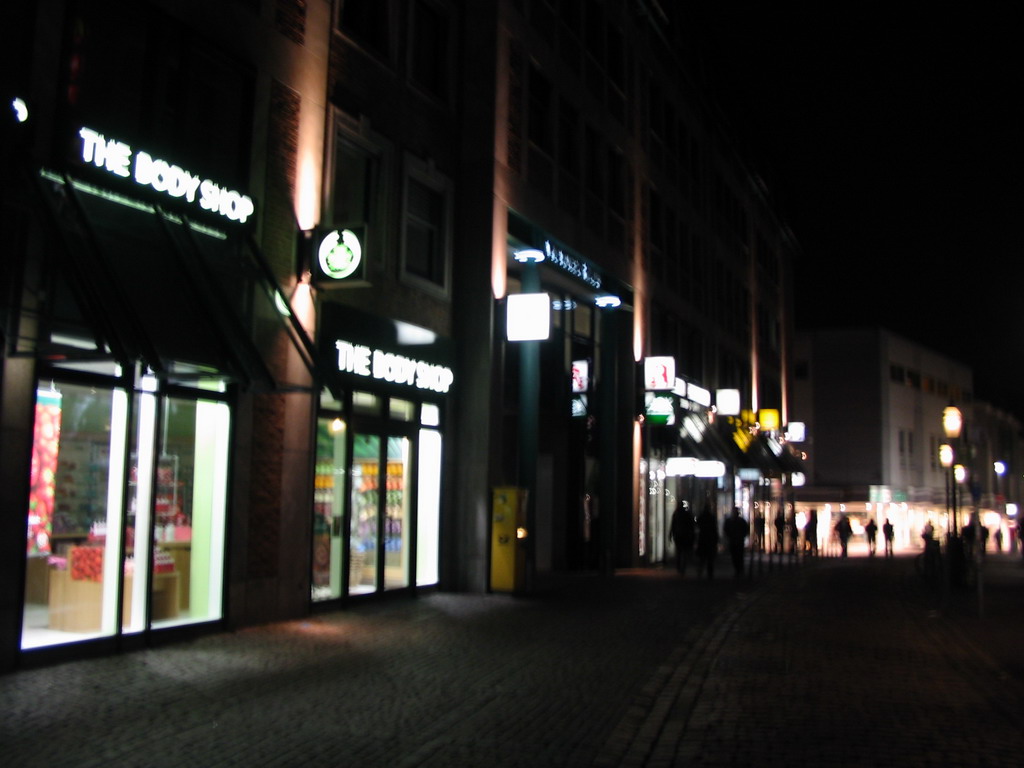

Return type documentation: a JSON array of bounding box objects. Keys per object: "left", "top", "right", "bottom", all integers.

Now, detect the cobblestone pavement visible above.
[{"left": 2, "top": 552, "right": 1022, "bottom": 767}]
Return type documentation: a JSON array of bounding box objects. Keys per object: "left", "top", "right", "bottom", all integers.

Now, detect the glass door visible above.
[{"left": 349, "top": 432, "right": 412, "bottom": 594}]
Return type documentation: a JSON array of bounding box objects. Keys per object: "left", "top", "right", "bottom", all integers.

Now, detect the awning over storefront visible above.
[
  {"left": 16, "top": 168, "right": 315, "bottom": 391},
  {"left": 738, "top": 433, "right": 805, "bottom": 478}
]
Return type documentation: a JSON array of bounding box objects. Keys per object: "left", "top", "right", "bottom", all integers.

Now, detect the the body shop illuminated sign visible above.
[
  {"left": 336, "top": 340, "right": 454, "bottom": 394},
  {"left": 77, "top": 127, "right": 254, "bottom": 224}
]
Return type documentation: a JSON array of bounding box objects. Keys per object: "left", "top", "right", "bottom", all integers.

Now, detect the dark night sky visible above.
[{"left": 683, "top": 5, "right": 1024, "bottom": 419}]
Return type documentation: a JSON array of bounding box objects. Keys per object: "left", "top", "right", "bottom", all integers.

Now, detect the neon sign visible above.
[
  {"left": 78, "top": 127, "right": 255, "bottom": 224},
  {"left": 335, "top": 340, "right": 454, "bottom": 394}
]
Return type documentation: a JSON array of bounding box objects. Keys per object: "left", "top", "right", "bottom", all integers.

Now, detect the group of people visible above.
[
  {"left": 833, "top": 515, "right": 894, "bottom": 557},
  {"left": 668, "top": 503, "right": 755, "bottom": 579},
  {"left": 669, "top": 503, "right": 899, "bottom": 577}
]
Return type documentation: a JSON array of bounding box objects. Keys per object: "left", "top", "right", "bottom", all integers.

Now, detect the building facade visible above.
[
  {"left": 1, "top": 0, "right": 800, "bottom": 671},
  {"left": 791, "top": 327, "right": 1022, "bottom": 552}
]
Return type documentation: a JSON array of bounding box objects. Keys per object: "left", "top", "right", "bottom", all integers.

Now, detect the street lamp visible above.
[
  {"left": 939, "top": 443, "right": 953, "bottom": 535},
  {"left": 943, "top": 406, "right": 966, "bottom": 588},
  {"left": 943, "top": 406, "right": 963, "bottom": 536}
]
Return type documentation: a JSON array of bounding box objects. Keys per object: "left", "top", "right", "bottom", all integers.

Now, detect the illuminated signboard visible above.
[
  {"left": 335, "top": 340, "right": 453, "bottom": 394},
  {"left": 644, "top": 392, "right": 675, "bottom": 425},
  {"left": 317, "top": 229, "right": 364, "bottom": 281},
  {"left": 506, "top": 293, "right": 551, "bottom": 341},
  {"left": 644, "top": 356, "right": 675, "bottom": 391},
  {"left": 686, "top": 383, "right": 711, "bottom": 407},
  {"left": 759, "top": 409, "right": 780, "bottom": 431},
  {"left": 77, "top": 126, "right": 254, "bottom": 224},
  {"left": 543, "top": 240, "right": 601, "bottom": 289},
  {"left": 787, "top": 422, "right": 806, "bottom": 442},
  {"left": 716, "top": 389, "right": 741, "bottom": 416},
  {"left": 571, "top": 360, "right": 589, "bottom": 393}
]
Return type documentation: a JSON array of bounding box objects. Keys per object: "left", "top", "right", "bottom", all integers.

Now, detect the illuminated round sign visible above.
[{"left": 318, "top": 229, "right": 362, "bottom": 280}]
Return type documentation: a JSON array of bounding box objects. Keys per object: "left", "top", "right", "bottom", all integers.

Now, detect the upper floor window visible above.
[
  {"left": 410, "top": 0, "right": 451, "bottom": 101},
  {"left": 339, "top": 0, "right": 393, "bottom": 59},
  {"left": 328, "top": 122, "right": 393, "bottom": 282},
  {"left": 401, "top": 156, "right": 452, "bottom": 297}
]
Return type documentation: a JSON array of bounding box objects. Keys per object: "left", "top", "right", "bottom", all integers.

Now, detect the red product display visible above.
[
  {"left": 28, "top": 394, "right": 62, "bottom": 555},
  {"left": 70, "top": 546, "right": 103, "bottom": 581}
]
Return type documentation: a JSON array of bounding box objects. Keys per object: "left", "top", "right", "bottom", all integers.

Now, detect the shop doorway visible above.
[
  {"left": 312, "top": 391, "right": 443, "bottom": 602},
  {"left": 349, "top": 431, "right": 413, "bottom": 593}
]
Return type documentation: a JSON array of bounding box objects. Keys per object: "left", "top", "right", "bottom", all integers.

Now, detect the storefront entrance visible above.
[
  {"left": 21, "top": 369, "right": 230, "bottom": 650},
  {"left": 312, "top": 392, "right": 443, "bottom": 602}
]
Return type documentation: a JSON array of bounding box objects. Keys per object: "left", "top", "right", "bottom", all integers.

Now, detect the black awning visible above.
[
  {"left": 26, "top": 170, "right": 315, "bottom": 391},
  {"left": 741, "top": 433, "right": 805, "bottom": 477}
]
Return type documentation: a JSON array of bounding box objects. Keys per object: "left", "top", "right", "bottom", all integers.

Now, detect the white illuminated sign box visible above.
[
  {"left": 666, "top": 457, "right": 698, "bottom": 477},
  {"left": 644, "top": 356, "right": 675, "bottom": 391},
  {"left": 78, "top": 127, "right": 255, "bottom": 224},
  {"left": 571, "top": 360, "right": 589, "bottom": 393},
  {"left": 506, "top": 293, "right": 551, "bottom": 341},
  {"left": 335, "top": 340, "right": 453, "bottom": 394},
  {"left": 716, "top": 389, "right": 741, "bottom": 416}
]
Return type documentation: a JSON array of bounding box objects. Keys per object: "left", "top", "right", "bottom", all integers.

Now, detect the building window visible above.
[
  {"left": 328, "top": 125, "right": 393, "bottom": 281},
  {"left": 402, "top": 157, "right": 452, "bottom": 295},
  {"left": 410, "top": 0, "right": 450, "bottom": 101},
  {"left": 339, "top": 0, "right": 392, "bottom": 59}
]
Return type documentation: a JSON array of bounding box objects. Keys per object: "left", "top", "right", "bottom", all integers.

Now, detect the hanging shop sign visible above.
[
  {"left": 335, "top": 340, "right": 454, "bottom": 394},
  {"left": 685, "top": 382, "right": 711, "bottom": 408},
  {"left": 716, "top": 389, "right": 741, "bottom": 416},
  {"left": 314, "top": 227, "right": 365, "bottom": 283},
  {"left": 506, "top": 293, "right": 551, "bottom": 341},
  {"left": 644, "top": 392, "right": 675, "bottom": 426},
  {"left": 76, "top": 126, "right": 254, "bottom": 224},
  {"left": 571, "top": 360, "right": 590, "bottom": 393},
  {"left": 644, "top": 356, "right": 675, "bottom": 391}
]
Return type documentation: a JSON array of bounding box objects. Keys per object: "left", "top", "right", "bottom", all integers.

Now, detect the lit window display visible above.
[{"left": 22, "top": 379, "right": 230, "bottom": 650}]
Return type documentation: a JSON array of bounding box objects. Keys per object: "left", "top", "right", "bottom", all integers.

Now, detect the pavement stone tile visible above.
[{"left": 2, "top": 553, "right": 1024, "bottom": 766}]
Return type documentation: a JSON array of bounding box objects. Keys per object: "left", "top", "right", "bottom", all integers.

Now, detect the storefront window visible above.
[
  {"left": 22, "top": 376, "right": 229, "bottom": 650},
  {"left": 383, "top": 436, "right": 412, "bottom": 590},
  {"left": 389, "top": 398, "right": 415, "bottom": 421},
  {"left": 416, "top": 428, "right": 442, "bottom": 585},
  {"left": 353, "top": 391, "right": 381, "bottom": 416},
  {"left": 350, "top": 434, "right": 381, "bottom": 593},
  {"left": 22, "top": 383, "right": 124, "bottom": 648},
  {"left": 312, "top": 416, "right": 348, "bottom": 602},
  {"left": 152, "top": 397, "right": 229, "bottom": 628}
]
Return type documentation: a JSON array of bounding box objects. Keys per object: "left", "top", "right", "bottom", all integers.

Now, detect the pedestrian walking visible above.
[
  {"left": 668, "top": 501, "right": 695, "bottom": 576},
  {"left": 865, "top": 518, "right": 878, "bottom": 556},
  {"left": 804, "top": 508, "right": 818, "bottom": 556},
  {"left": 752, "top": 510, "right": 765, "bottom": 552},
  {"left": 882, "top": 518, "right": 895, "bottom": 557},
  {"left": 773, "top": 509, "right": 786, "bottom": 553},
  {"left": 695, "top": 506, "right": 719, "bottom": 580},
  {"left": 786, "top": 507, "right": 799, "bottom": 555},
  {"left": 836, "top": 515, "right": 853, "bottom": 557},
  {"left": 723, "top": 507, "right": 749, "bottom": 577}
]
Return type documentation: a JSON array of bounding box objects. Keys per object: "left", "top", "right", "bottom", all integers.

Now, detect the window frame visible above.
[
  {"left": 324, "top": 115, "right": 395, "bottom": 284},
  {"left": 399, "top": 153, "right": 453, "bottom": 299},
  {"left": 407, "top": 0, "right": 455, "bottom": 104}
]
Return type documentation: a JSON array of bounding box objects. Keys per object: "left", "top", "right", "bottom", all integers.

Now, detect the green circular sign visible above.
[{"left": 318, "top": 229, "right": 362, "bottom": 280}]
